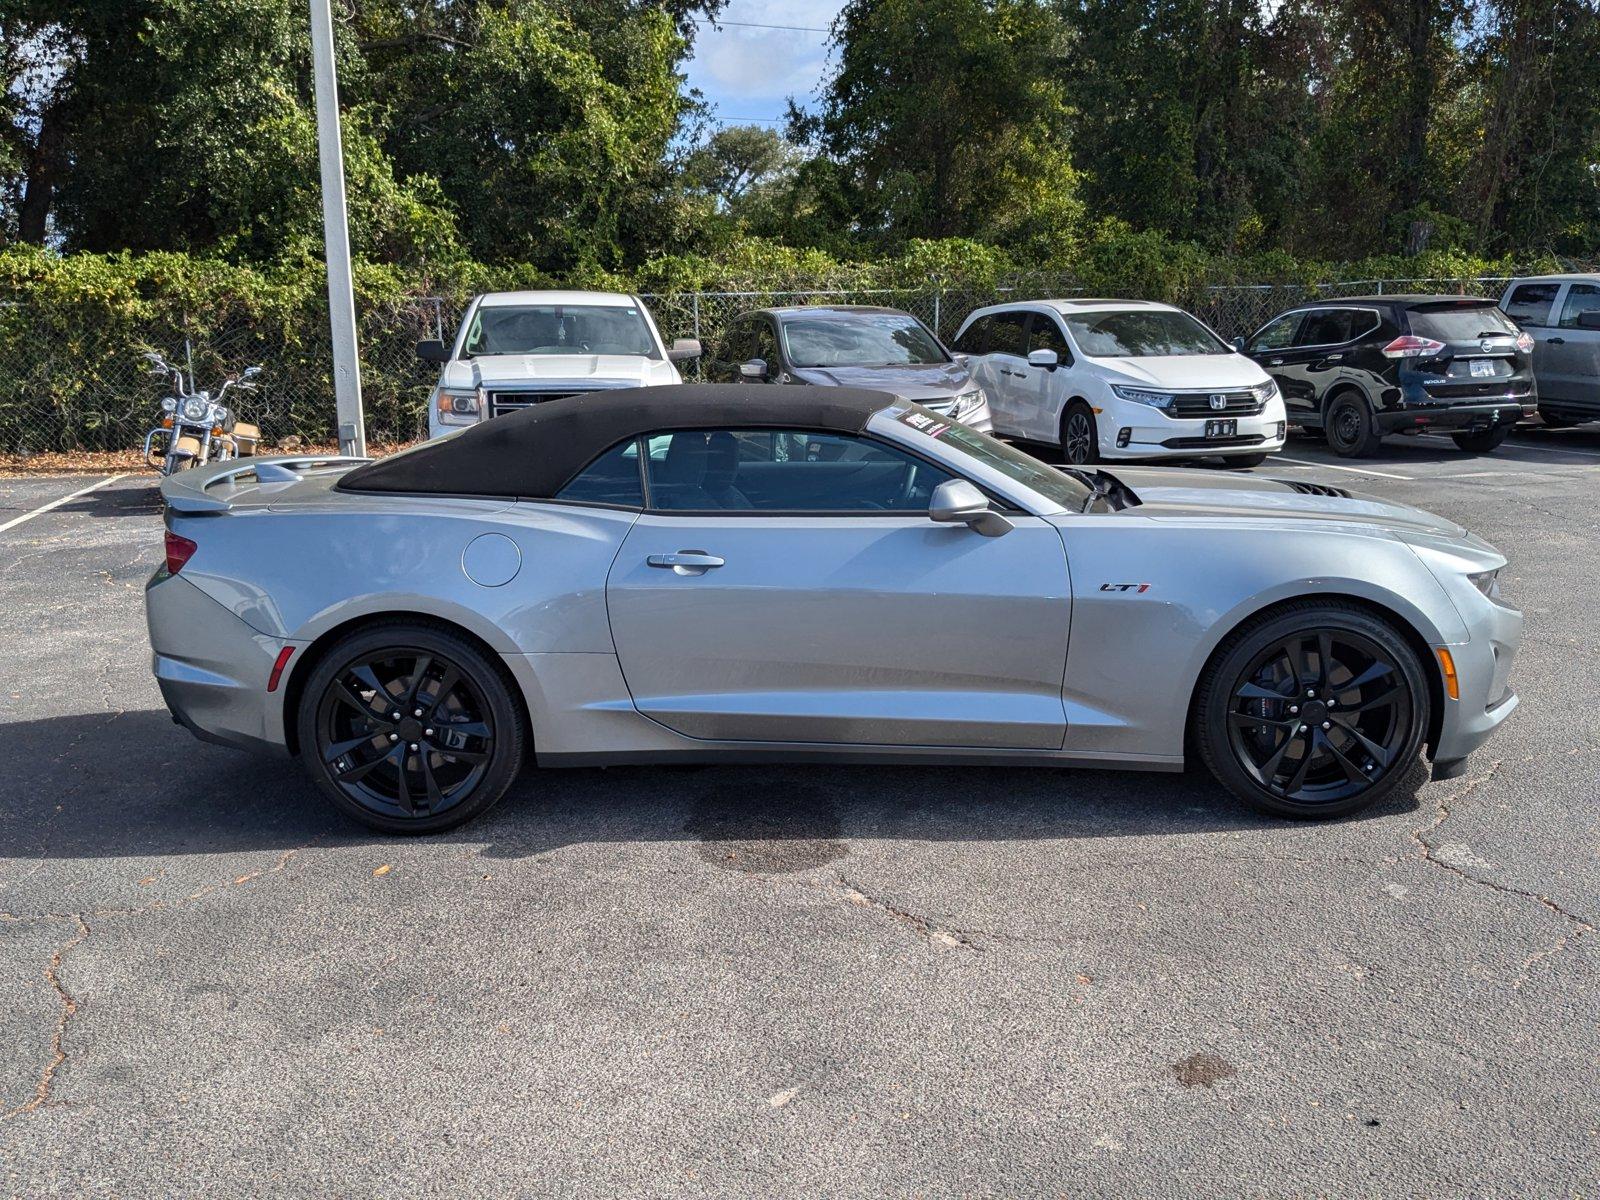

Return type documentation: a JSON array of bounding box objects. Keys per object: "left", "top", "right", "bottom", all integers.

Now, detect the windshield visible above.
[
  {"left": 782, "top": 313, "right": 948, "bottom": 368},
  {"left": 462, "top": 304, "right": 659, "bottom": 358},
  {"left": 1062, "top": 310, "right": 1229, "bottom": 357},
  {"left": 884, "top": 404, "right": 1093, "bottom": 509},
  {"left": 1406, "top": 303, "right": 1518, "bottom": 343}
]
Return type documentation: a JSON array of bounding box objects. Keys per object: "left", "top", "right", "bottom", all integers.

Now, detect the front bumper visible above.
[
  {"left": 1107, "top": 411, "right": 1286, "bottom": 459},
  {"left": 1431, "top": 597, "right": 1523, "bottom": 773},
  {"left": 146, "top": 570, "right": 293, "bottom": 756}
]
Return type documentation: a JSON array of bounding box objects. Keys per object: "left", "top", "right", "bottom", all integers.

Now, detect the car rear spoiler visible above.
[{"left": 159, "top": 455, "right": 371, "bottom": 514}]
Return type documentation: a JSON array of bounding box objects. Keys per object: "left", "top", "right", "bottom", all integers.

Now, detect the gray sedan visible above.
[{"left": 147, "top": 385, "right": 1521, "bottom": 833}]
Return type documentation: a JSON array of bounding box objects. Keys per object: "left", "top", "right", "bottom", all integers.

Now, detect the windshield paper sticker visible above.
[{"left": 895, "top": 408, "right": 952, "bottom": 439}]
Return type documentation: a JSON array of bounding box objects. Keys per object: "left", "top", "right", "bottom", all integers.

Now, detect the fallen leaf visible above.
[{"left": 372, "top": 864, "right": 393, "bottom": 877}]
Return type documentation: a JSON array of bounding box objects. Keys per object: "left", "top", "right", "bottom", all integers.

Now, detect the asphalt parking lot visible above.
[{"left": 2, "top": 428, "right": 1597, "bottom": 1197}]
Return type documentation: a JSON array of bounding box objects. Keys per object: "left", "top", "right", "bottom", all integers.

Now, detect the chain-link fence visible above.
[{"left": 0, "top": 273, "right": 1528, "bottom": 456}]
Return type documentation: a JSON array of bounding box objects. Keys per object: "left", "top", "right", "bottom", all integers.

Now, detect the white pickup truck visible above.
[{"left": 418, "top": 290, "right": 701, "bottom": 438}]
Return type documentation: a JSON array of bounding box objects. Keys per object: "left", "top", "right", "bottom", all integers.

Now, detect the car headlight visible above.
[
  {"left": 1110, "top": 385, "right": 1175, "bottom": 409},
  {"left": 181, "top": 397, "right": 209, "bottom": 422},
  {"left": 1251, "top": 380, "right": 1279, "bottom": 403},
  {"left": 1468, "top": 568, "right": 1502, "bottom": 602},
  {"left": 435, "top": 388, "right": 482, "bottom": 426},
  {"left": 952, "top": 388, "right": 986, "bottom": 419}
]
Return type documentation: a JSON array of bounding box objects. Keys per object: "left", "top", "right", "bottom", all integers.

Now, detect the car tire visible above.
[
  {"left": 297, "top": 621, "right": 528, "bottom": 834},
  {"left": 1222, "top": 453, "right": 1269, "bottom": 468},
  {"left": 1192, "top": 600, "right": 1430, "bottom": 820},
  {"left": 1324, "top": 392, "right": 1383, "bottom": 458},
  {"left": 1061, "top": 402, "right": 1100, "bottom": 465},
  {"left": 1451, "top": 426, "right": 1510, "bottom": 453},
  {"left": 1538, "top": 411, "right": 1579, "bottom": 429}
]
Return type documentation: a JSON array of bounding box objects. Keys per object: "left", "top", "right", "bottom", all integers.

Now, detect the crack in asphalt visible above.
[
  {"left": 1411, "top": 760, "right": 1594, "bottom": 989},
  {"left": 834, "top": 875, "right": 985, "bottom": 950},
  {"left": 0, "top": 914, "right": 87, "bottom": 1122}
]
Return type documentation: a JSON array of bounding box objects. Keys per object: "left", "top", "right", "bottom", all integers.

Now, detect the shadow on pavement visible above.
[{"left": 0, "top": 709, "right": 1416, "bottom": 867}]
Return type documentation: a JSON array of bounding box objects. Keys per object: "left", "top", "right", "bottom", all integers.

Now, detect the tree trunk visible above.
[{"left": 18, "top": 99, "right": 68, "bottom": 245}]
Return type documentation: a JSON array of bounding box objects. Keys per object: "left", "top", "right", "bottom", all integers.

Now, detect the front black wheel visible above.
[
  {"left": 297, "top": 623, "right": 527, "bottom": 833},
  {"left": 1061, "top": 402, "right": 1100, "bottom": 465},
  {"left": 1193, "top": 602, "right": 1429, "bottom": 819},
  {"left": 1451, "top": 426, "right": 1509, "bottom": 453},
  {"left": 1324, "top": 392, "right": 1383, "bottom": 458}
]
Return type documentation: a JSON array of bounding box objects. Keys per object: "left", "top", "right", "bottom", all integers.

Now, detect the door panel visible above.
[
  {"left": 981, "top": 312, "right": 1033, "bottom": 437},
  {"left": 605, "top": 514, "right": 1072, "bottom": 748},
  {"left": 1545, "top": 283, "right": 1600, "bottom": 405}
]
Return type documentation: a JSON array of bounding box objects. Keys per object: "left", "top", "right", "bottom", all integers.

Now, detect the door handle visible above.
[
  {"left": 1324, "top": 353, "right": 1344, "bottom": 362},
  {"left": 648, "top": 550, "right": 725, "bottom": 575},
  {"left": 1268, "top": 358, "right": 1284, "bottom": 366},
  {"left": 1548, "top": 337, "right": 1565, "bottom": 345}
]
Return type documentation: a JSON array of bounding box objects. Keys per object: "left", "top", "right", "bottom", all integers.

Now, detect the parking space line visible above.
[
  {"left": 1274, "top": 457, "right": 1413, "bottom": 480},
  {"left": 0, "top": 474, "right": 130, "bottom": 534},
  {"left": 1418, "top": 434, "right": 1600, "bottom": 461}
]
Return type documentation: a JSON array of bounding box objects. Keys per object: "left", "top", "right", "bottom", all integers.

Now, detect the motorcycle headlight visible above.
[
  {"left": 161, "top": 397, "right": 177, "bottom": 413},
  {"left": 181, "top": 397, "right": 208, "bottom": 421},
  {"left": 1251, "top": 380, "right": 1279, "bottom": 403},
  {"left": 1110, "top": 385, "right": 1175, "bottom": 409},
  {"left": 952, "top": 388, "right": 986, "bottom": 418}
]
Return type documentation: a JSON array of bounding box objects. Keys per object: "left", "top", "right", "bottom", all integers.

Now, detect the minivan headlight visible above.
[
  {"left": 1110, "top": 385, "right": 1175, "bottom": 409},
  {"left": 1251, "top": 380, "right": 1279, "bottom": 403}
]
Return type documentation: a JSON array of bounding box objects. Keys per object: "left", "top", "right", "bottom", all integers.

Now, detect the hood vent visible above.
[{"left": 1280, "top": 480, "right": 1353, "bottom": 499}]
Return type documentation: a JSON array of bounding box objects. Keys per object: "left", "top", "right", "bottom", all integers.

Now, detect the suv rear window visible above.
[{"left": 1405, "top": 303, "right": 1518, "bottom": 343}]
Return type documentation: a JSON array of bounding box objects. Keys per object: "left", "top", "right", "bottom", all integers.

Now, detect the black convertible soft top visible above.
[{"left": 339, "top": 384, "right": 899, "bottom": 499}]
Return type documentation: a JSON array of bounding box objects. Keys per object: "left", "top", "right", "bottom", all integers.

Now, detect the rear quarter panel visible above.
[{"left": 1049, "top": 514, "right": 1466, "bottom": 758}]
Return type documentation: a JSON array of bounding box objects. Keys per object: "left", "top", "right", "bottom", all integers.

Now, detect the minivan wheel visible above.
[
  {"left": 1324, "top": 392, "right": 1383, "bottom": 457},
  {"left": 1061, "top": 402, "right": 1100, "bottom": 465},
  {"left": 1451, "top": 426, "right": 1510, "bottom": 453},
  {"left": 1192, "top": 601, "right": 1429, "bottom": 820},
  {"left": 298, "top": 622, "right": 527, "bottom": 834}
]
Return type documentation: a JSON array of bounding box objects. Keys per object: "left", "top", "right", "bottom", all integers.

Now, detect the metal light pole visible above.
[{"left": 309, "top": 0, "right": 366, "bottom": 457}]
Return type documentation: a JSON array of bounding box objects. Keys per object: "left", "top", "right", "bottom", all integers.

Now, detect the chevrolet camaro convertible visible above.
[{"left": 147, "top": 386, "right": 1521, "bottom": 833}]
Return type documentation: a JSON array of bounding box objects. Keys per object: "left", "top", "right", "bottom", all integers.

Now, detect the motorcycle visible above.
[{"left": 141, "top": 351, "right": 264, "bottom": 475}]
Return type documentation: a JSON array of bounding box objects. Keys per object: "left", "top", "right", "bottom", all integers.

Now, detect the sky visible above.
[{"left": 682, "top": 0, "right": 847, "bottom": 132}]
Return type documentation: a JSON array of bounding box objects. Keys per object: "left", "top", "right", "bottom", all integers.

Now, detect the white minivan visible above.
[{"left": 951, "top": 299, "right": 1286, "bottom": 466}]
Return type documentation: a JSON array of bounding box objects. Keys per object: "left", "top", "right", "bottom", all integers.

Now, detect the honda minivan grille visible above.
[{"left": 1169, "top": 391, "right": 1263, "bottom": 418}]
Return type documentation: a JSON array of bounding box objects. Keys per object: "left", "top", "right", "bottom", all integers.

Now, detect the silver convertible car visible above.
[{"left": 147, "top": 385, "right": 1521, "bottom": 833}]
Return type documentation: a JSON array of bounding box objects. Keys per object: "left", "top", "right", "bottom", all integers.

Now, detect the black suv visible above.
[{"left": 1237, "top": 296, "right": 1536, "bottom": 456}]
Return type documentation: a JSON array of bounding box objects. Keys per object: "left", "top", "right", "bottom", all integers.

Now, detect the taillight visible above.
[
  {"left": 1381, "top": 335, "right": 1447, "bottom": 359},
  {"left": 1515, "top": 331, "right": 1534, "bottom": 354},
  {"left": 164, "top": 530, "right": 197, "bottom": 575}
]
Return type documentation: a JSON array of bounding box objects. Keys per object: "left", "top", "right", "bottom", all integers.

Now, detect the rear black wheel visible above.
[
  {"left": 1061, "top": 402, "right": 1100, "bottom": 465},
  {"left": 1193, "top": 602, "right": 1429, "bottom": 819},
  {"left": 1538, "top": 411, "right": 1579, "bottom": 429},
  {"left": 1451, "top": 426, "right": 1510, "bottom": 453},
  {"left": 297, "top": 623, "right": 527, "bottom": 833},
  {"left": 1324, "top": 392, "right": 1383, "bottom": 458}
]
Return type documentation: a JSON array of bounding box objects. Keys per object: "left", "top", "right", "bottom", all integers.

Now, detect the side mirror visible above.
[
  {"left": 928, "top": 478, "right": 1013, "bottom": 538},
  {"left": 416, "top": 339, "right": 451, "bottom": 364},
  {"left": 1026, "top": 348, "right": 1058, "bottom": 370},
  {"left": 240, "top": 365, "right": 263, "bottom": 380},
  {"left": 1230, "top": 336, "right": 1247, "bottom": 352},
  {"left": 739, "top": 358, "right": 768, "bottom": 381},
  {"left": 1577, "top": 311, "right": 1600, "bottom": 331},
  {"left": 668, "top": 337, "right": 702, "bottom": 363}
]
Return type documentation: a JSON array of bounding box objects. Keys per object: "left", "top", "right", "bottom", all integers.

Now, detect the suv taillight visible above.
[
  {"left": 165, "top": 530, "right": 197, "bottom": 574},
  {"left": 1381, "top": 335, "right": 1447, "bottom": 359},
  {"left": 1515, "top": 331, "right": 1534, "bottom": 354}
]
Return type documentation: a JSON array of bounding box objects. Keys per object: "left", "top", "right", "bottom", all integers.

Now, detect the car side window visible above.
[
  {"left": 1026, "top": 314, "right": 1073, "bottom": 362},
  {"left": 952, "top": 316, "right": 991, "bottom": 355},
  {"left": 555, "top": 438, "right": 645, "bottom": 507},
  {"left": 1295, "top": 308, "right": 1354, "bottom": 347},
  {"left": 1248, "top": 312, "right": 1301, "bottom": 353},
  {"left": 987, "top": 312, "right": 1028, "bottom": 357},
  {"left": 643, "top": 429, "right": 957, "bottom": 513},
  {"left": 1503, "top": 282, "right": 1561, "bottom": 327},
  {"left": 1557, "top": 284, "right": 1600, "bottom": 328}
]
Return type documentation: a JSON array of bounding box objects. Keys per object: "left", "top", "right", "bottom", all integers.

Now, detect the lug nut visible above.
[
  {"left": 1289, "top": 705, "right": 1299, "bottom": 714},
  {"left": 409, "top": 742, "right": 419, "bottom": 751},
  {"left": 1306, "top": 689, "right": 1316, "bottom": 697},
  {"left": 1322, "top": 721, "right": 1331, "bottom": 730},
  {"left": 413, "top": 708, "right": 423, "bottom": 717},
  {"left": 423, "top": 728, "right": 433, "bottom": 737},
  {"left": 388, "top": 733, "right": 398, "bottom": 742}
]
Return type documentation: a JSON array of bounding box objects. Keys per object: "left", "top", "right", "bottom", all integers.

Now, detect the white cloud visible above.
[{"left": 684, "top": 0, "right": 846, "bottom": 124}]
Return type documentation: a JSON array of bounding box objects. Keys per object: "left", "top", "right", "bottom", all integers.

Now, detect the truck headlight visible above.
[
  {"left": 435, "top": 388, "right": 482, "bottom": 426},
  {"left": 1110, "top": 385, "right": 1175, "bottom": 409}
]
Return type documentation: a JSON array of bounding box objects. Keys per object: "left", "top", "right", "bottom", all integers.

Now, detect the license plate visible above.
[
  {"left": 1470, "top": 359, "right": 1496, "bottom": 378},
  {"left": 1205, "top": 419, "right": 1237, "bottom": 438}
]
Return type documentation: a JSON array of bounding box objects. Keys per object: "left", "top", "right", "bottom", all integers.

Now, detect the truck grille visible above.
[
  {"left": 487, "top": 387, "right": 607, "bottom": 418},
  {"left": 1169, "top": 391, "right": 1264, "bottom": 418}
]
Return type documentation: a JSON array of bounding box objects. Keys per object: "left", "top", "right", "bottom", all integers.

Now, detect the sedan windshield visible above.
[
  {"left": 1063, "top": 310, "right": 1229, "bottom": 357},
  {"left": 462, "top": 304, "right": 659, "bottom": 358},
  {"left": 782, "top": 314, "right": 948, "bottom": 368}
]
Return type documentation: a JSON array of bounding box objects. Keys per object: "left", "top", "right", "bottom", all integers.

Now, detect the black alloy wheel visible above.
[
  {"left": 1451, "top": 425, "right": 1510, "bottom": 453},
  {"left": 298, "top": 623, "right": 526, "bottom": 833},
  {"left": 1061, "top": 403, "right": 1099, "bottom": 465},
  {"left": 1324, "top": 392, "right": 1382, "bottom": 458},
  {"left": 1194, "top": 602, "right": 1429, "bottom": 819}
]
